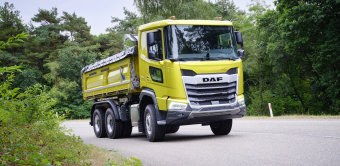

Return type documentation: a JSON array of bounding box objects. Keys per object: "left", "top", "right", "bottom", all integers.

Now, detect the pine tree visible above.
[
  {"left": 31, "top": 7, "right": 67, "bottom": 83},
  {"left": 0, "top": 2, "right": 26, "bottom": 65}
]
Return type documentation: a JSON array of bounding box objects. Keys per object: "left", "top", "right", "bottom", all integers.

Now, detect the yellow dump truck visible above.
[{"left": 81, "top": 18, "right": 246, "bottom": 142}]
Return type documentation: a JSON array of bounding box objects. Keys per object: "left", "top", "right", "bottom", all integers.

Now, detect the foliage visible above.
[
  {"left": 209, "top": 0, "right": 246, "bottom": 21},
  {"left": 0, "top": 2, "right": 26, "bottom": 62},
  {"left": 0, "top": 31, "right": 29, "bottom": 52},
  {"left": 110, "top": 7, "right": 142, "bottom": 34},
  {"left": 275, "top": 0, "right": 340, "bottom": 114},
  {"left": 12, "top": 64, "right": 44, "bottom": 90},
  {"left": 0, "top": 65, "right": 143, "bottom": 165},
  {"left": 49, "top": 49, "right": 97, "bottom": 119},
  {"left": 134, "top": 0, "right": 217, "bottom": 22}
]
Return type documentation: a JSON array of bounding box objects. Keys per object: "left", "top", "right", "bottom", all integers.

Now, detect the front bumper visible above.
[{"left": 162, "top": 104, "right": 246, "bottom": 125}]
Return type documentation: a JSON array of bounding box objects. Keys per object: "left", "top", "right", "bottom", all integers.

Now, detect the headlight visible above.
[
  {"left": 238, "top": 98, "right": 245, "bottom": 106},
  {"left": 169, "top": 102, "right": 187, "bottom": 111}
]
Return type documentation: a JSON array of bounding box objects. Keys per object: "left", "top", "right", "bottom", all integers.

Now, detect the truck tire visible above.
[
  {"left": 105, "top": 108, "right": 124, "bottom": 139},
  {"left": 144, "top": 104, "right": 166, "bottom": 142},
  {"left": 166, "top": 125, "right": 180, "bottom": 134},
  {"left": 93, "top": 109, "right": 107, "bottom": 138},
  {"left": 121, "top": 121, "right": 133, "bottom": 138},
  {"left": 210, "top": 119, "right": 233, "bottom": 135}
]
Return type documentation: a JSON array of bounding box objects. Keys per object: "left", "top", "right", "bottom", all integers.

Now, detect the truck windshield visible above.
[{"left": 164, "top": 25, "right": 239, "bottom": 61}]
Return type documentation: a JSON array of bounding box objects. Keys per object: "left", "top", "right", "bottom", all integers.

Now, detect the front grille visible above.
[{"left": 185, "top": 82, "right": 237, "bottom": 106}]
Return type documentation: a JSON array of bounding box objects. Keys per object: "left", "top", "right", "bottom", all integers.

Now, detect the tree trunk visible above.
[
  {"left": 304, "top": 51, "right": 329, "bottom": 104},
  {"left": 287, "top": 68, "right": 307, "bottom": 113},
  {"left": 259, "top": 75, "right": 263, "bottom": 115}
]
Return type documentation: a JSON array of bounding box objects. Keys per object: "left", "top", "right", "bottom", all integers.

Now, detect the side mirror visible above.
[
  {"left": 235, "top": 31, "right": 244, "bottom": 58},
  {"left": 148, "top": 51, "right": 156, "bottom": 60},
  {"left": 238, "top": 50, "right": 244, "bottom": 58},
  {"left": 147, "top": 32, "right": 155, "bottom": 46},
  {"left": 147, "top": 30, "right": 162, "bottom": 61},
  {"left": 235, "top": 31, "right": 243, "bottom": 47}
]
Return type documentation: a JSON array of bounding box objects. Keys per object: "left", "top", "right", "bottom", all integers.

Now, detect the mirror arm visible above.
[{"left": 169, "top": 58, "right": 176, "bottom": 62}]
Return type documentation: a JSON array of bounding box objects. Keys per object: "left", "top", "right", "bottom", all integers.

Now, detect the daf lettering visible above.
[{"left": 203, "top": 77, "right": 223, "bottom": 82}]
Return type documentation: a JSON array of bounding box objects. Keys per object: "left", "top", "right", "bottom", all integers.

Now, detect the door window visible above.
[{"left": 148, "top": 30, "right": 163, "bottom": 60}]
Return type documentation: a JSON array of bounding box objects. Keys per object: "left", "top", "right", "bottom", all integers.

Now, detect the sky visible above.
[{"left": 6, "top": 0, "right": 275, "bottom": 36}]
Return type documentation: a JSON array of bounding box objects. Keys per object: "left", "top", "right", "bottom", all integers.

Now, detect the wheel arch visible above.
[
  {"left": 139, "top": 88, "right": 162, "bottom": 121},
  {"left": 90, "top": 100, "right": 120, "bottom": 126}
]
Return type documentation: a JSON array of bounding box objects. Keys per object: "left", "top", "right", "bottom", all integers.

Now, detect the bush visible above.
[
  {"left": 0, "top": 65, "right": 142, "bottom": 165},
  {"left": 0, "top": 70, "right": 87, "bottom": 165}
]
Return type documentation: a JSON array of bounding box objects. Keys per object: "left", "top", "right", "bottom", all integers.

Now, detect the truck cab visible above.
[{"left": 82, "top": 19, "right": 246, "bottom": 142}]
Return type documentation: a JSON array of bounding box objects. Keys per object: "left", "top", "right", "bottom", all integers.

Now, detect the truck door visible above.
[{"left": 139, "top": 28, "right": 168, "bottom": 111}]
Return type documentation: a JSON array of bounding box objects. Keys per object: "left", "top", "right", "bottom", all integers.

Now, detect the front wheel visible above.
[
  {"left": 210, "top": 119, "right": 233, "bottom": 135},
  {"left": 144, "top": 104, "right": 166, "bottom": 142}
]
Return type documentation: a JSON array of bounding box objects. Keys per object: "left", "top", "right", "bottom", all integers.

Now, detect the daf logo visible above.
[{"left": 203, "top": 77, "right": 223, "bottom": 82}]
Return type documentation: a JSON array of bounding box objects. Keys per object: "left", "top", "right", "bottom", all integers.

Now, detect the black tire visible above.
[
  {"left": 93, "top": 109, "right": 107, "bottom": 138},
  {"left": 144, "top": 104, "right": 166, "bottom": 142},
  {"left": 105, "top": 108, "right": 124, "bottom": 139},
  {"left": 121, "top": 120, "right": 133, "bottom": 138},
  {"left": 166, "top": 125, "right": 180, "bottom": 134},
  {"left": 210, "top": 119, "right": 233, "bottom": 135}
]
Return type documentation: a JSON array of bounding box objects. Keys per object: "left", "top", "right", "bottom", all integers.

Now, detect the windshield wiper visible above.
[
  {"left": 209, "top": 57, "right": 231, "bottom": 60},
  {"left": 169, "top": 58, "right": 185, "bottom": 62},
  {"left": 169, "top": 57, "right": 205, "bottom": 62},
  {"left": 182, "top": 57, "right": 205, "bottom": 60}
]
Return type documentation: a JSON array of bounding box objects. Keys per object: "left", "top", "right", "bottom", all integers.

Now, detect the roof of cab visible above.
[{"left": 138, "top": 20, "right": 233, "bottom": 31}]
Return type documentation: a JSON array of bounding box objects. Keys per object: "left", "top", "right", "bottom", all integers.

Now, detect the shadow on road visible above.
[
  {"left": 164, "top": 133, "right": 240, "bottom": 142},
  {"left": 125, "top": 132, "right": 240, "bottom": 142}
]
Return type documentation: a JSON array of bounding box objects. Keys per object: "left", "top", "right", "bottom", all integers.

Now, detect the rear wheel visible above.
[
  {"left": 210, "top": 119, "right": 232, "bottom": 135},
  {"left": 144, "top": 104, "right": 166, "bottom": 142},
  {"left": 93, "top": 109, "right": 107, "bottom": 138},
  {"left": 105, "top": 108, "right": 124, "bottom": 139},
  {"left": 166, "top": 125, "right": 180, "bottom": 134}
]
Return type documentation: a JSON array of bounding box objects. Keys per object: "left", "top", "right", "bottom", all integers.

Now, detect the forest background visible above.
[{"left": 1, "top": 0, "right": 339, "bottom": 119}]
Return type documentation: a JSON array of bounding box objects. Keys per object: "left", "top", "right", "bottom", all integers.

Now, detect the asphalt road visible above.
[{"left": 63, "top": 119, "right": 340, "bottom": 166}]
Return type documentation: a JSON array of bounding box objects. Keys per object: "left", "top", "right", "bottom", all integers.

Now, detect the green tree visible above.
[
  {"left": 31, "top": 7, "right": 66, "bottom": 54},
  {"left": 232, "top": 0, "right": 273, "bottom": 115},
  {"left": 110, "top": 7, "right": 142, "bottom": 34},
  {"left": 0, "top": 2, "right": 26, "bottom": 66},
  {"left": 276, "top": 0, "right": 340, "bottom": 114},
  {"left": 61, "top": 11, "right": 77, "bottom": 42},
  {"left": 258, "top": 9, "right": 312, "bottom": 114},
  {"left": 209, "top": 0, "right": 245, "bottom": 21},
  {"left": 95, "top": 32, "right": 124, "bottom": 58},
  {"left": 134, "top": 0, "right": 217, "bottom": 22},
  {"left": 31, "top": 7, "right": 67, "bottom": 84},
  {"left": 49, "top": 49, "right": 97, "bottom": 118}
]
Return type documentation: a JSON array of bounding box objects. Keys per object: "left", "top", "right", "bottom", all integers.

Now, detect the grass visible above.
[
  {"left": 65, "top": 118, "right": 91, "bottom": 122},
  {"left": 0, "top": 121, "right": 142, "bottom": 166},
  {"left": 81, "top": 146, "right": 142, "bottom": 166}
]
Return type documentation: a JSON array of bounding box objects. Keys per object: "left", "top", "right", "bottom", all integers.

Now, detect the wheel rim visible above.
[
  {"left": 106, "top": 114, "right": 113, "bottom": 133},
  {"left": 146, "top": 112, "right": 152, "bottom": 135},
  {"left": 94, "top": 115, "right": 100, "bottom": 132}
]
